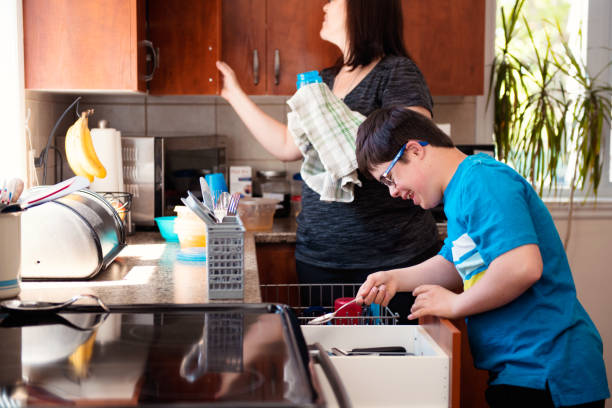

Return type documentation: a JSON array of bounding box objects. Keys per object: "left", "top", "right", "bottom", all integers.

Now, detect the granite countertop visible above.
[
  {"left": 18, "top": 231, "right": 262, "bottom": 306},
  {"left": 17, "top": 217, "right": 446, "bottom": 307}
]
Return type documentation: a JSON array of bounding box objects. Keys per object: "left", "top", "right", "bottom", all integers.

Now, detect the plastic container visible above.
[
  {"left": 155, "top": 216, "right": 179, "bottom": 242},
  {"left": 237, "top": 197, "right": 279, "bottom": 231},
  {"left": 0, "top": 213, "right": 21, "bottom": 299},
  {"left": 173, "top": 206, "right": 207, "bottom": 249},
  {"left": 296, "top": 70, "right": 323, "bottom": 89}
]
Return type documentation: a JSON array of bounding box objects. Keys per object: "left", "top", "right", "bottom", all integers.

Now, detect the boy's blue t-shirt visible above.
[{"left": 439, "top": 153, "right": 609, "bottom": 406}]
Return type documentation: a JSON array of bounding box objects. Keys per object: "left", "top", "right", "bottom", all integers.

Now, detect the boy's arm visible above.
[
  {"left": 409, "top": 243, "right": 543, "bottom": 320},
  {"left": 356, "top": 255, "right": 462, "bottom": 307}
]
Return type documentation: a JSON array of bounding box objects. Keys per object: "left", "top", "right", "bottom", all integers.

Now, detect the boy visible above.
[{"left": 354, "top": 107, "right": 609, "bottom": 407}]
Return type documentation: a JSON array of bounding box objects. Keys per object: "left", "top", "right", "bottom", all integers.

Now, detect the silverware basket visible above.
[
  {"left": 260, "top": 283, "right": 399, "bottom": 325},
  {"left": 205, "top": 216, "right": 245, "bottom": 299}
]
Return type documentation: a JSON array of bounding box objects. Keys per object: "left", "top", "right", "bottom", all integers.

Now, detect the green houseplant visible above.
[{"left": 489, "top": 0, "right": 612, "bottom": 247}]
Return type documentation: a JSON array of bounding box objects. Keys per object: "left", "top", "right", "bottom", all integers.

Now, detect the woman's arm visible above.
[
  {"left": 216, "top": 61, "right": 302, "bottom": 162},
  {"left": 407, "top": 106, "right": 432, "bottom": 119}
]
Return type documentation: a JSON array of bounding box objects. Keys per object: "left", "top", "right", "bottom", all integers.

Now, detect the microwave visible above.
[{"left": 122, "top": 135, "right": 227, "bottom": 225}]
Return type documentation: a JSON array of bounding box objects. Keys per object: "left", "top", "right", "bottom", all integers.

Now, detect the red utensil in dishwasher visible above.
[{"left": 334, "top": 297, "right": 362, "bottom": 325}]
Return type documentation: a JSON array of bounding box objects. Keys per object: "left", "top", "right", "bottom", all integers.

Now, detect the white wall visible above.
[{"left": 549, "top": 202, "right": 612, "bottom": 406}]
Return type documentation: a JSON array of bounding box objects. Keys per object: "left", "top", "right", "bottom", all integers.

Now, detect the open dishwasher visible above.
[{"left": 261, "top": 283, "right": 461, "bottom": 408}]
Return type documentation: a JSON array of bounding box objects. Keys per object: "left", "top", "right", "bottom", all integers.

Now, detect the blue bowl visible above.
[{"left": 155, "top": 216, "right": 179, "bottom": 242}]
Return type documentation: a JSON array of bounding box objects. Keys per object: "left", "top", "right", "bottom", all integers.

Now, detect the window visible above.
[
  {"left": 495, "top": 0, "right": 612, "bottom": 200},
  {"left": 0, "top": 0, "right": 27, "bottom": 181}
]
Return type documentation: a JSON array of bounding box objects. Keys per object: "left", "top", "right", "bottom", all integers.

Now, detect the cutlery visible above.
[
  {"left": 199, "top": 177, "right": 215, "bottom": 212},
  {"left": 307, "top": 298, "right": 361, "bottom": 325},
  {"left": 330, "top": 346, "right": 411, "bottom": 356},
  {"left": 187, "top": 191, "right": 219, "bottom": 223},
  {"left": 181, "top": 196, "right": 217, "bottom": 226},
  {"left": 228, "top": 192, "right": 241, "bottom": 216},
  {"left": 214, "top": 191, "right": 232, "bottom": 221},
  {"left": 1, "top": 176, "right": 90, "bottom": 213}
]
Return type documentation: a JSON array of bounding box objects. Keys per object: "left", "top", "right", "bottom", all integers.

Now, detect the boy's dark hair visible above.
[
  {"left": 331, "top": 0, "right": 409, "bottom": 73},
  {"left": 356, "top": 107, "right": 454, "bottom": 177}
]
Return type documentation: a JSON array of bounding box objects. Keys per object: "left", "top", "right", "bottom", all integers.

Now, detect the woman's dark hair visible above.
[
  {"left": 333, "top": 0, "right": 409, "bottom": 72},
  {"left": 356, "top": 107, "right": 454, "bottom": 177}
]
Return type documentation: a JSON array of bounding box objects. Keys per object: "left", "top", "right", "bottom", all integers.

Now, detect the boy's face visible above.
[{"left": 370, "top": 141, "right": 441, "bottom": 209}]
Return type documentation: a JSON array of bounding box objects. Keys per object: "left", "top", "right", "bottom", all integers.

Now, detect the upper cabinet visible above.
[
  {"left": 222, "top": 0, "right": 341, "bottom": 95},
  {"left": 402, "top": 0, "right": 486, "bottom": 95},
  {"left": 23, "top": 0, "right": 221, "bottom": 94},
  {"left": 23, "top": 0, "right": 147, "bottom": 92},
  {"left": 23, "top": 0, "right": 484, "bottom": 95},
  {"left": 223, "top": 0, "right": 485, "bottom": 96},
  {"left": 147, "top": 0, "right": 221, "bottom": 94}
]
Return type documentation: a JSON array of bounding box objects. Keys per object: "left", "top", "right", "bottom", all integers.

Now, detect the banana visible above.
[
  {"left": 77, "top": 111, "right": 107, "bottom": 179},
  {"left": 65, "top": 117, "right": 94, "bottom": 182},
  {"left": 64, "top": 110, "right": 107, "bottom": 181}
]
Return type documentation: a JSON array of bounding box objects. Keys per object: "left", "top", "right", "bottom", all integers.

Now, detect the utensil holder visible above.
[{"left": 205, "top": 216, "right": 245, "bottom": 299}]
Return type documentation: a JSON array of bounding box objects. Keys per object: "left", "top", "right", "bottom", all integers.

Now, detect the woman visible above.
[{"left": 216, "top": 0, "right": 440, "bottom": 323}]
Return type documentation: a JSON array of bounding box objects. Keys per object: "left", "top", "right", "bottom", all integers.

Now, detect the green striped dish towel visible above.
[{"left": 287, "top": 82, "right": 365, "bottom": 202}]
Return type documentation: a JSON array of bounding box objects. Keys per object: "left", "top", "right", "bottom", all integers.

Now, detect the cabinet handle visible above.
[
  {"left": 141, "top": 40, "right": 159, "bottom": 82},
  {"left": 253, "top": 49, "right": 260, "bottom": 86},
  {"left": 274, "top": 49, "right": 280, "bottom": 85}
]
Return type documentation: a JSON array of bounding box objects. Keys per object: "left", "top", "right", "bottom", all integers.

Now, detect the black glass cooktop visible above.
[{"left": 0, "top": 304, "right": 317, "bottom": 407}]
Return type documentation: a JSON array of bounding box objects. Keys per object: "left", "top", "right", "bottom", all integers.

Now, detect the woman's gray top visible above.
[{"left": 295, "top": 55, "right": 440, "bottom": 269}]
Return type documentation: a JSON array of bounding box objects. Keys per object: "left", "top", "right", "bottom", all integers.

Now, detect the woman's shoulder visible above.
[{"left": 377, "top": 55, "right": 420, "bottom": 73}]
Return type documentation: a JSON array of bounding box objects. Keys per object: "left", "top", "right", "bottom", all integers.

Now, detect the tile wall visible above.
[{"left": 25, "top": 92, "right": 482, "bottom": 185}]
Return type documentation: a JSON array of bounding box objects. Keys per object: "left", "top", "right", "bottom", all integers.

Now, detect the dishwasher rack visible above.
[{"left": 260, "top": 283, "right": 399, "bottom": 325}]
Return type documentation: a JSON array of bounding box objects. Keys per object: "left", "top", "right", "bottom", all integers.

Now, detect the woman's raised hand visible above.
[
  {"left": 356, "top": 270, "right": 398, "bottom": 308},
  {"left": 216, "top": 61, "right": 242, "bottom": 100}
]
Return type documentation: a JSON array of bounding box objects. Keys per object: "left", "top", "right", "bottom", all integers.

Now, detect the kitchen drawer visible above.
[{"left": 303, "top": 325, "right": 453, "bottom": 407}]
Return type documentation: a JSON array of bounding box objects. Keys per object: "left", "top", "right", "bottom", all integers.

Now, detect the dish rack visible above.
[{"left": 260, "top": 283, "right": 399, "bottom": 325}]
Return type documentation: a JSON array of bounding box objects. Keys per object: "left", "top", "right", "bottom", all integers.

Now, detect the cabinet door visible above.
[
  {"left": 221, "top": 0, "right": 267, "bottom": 95},
  {"left": 148, "top": 0, "right": 221, "bottom": 95},
  {"left": 266, "top": 0, "right": 340, "bottom": 94},
  {"left": 402, "top": 0, "right": 485, "bottom": 95},
  {"left": 23, "top": 0, "right": 146, "bottom": 91}
]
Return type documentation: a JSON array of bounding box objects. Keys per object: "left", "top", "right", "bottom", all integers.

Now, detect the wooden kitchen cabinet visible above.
[
  {"left": 402, "top": 0, "right": 486, "bottom": 95},
  {"left": 23, "top": 0, "right": 221, "bottom": 94},
  {"left": 222, "top": 0, "right": 340, "bottom": 95},
  {"left": 255, "top": 243, "right": 297, "bottom": 285},
  {"left": 223, "top": 0, "right": 484, "bottom": 96},
  {"left": 147, "top": 0, "right": 221, "bottom": 94},
  {"left": 23, "top": 0, "right": 147, "bottom": 92}
]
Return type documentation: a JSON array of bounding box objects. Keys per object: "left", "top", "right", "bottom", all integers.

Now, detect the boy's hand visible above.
[
  {"left": 408, "top": 284, "right": 460, "bottom": 320},
  {"left": 355, "top": 271, "right": 398, "bottom": 308}
]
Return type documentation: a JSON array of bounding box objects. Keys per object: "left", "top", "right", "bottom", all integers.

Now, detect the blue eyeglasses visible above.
[{"left": 379, "top": 141, "right": 429, "bottom": 187}]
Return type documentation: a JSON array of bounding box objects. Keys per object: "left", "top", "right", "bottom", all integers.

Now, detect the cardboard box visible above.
[{"left": 229, "top": 166, "right": 252, "bottom": 197}]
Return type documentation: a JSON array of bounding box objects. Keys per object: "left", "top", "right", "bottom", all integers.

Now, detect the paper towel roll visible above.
[{"left": 90, "top": 125, "right": 124, "bottom": 192}]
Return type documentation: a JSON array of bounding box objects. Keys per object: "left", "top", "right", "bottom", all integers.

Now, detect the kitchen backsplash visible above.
[{"left": 25, "top": 91, "right": 481, "bottom": 184}]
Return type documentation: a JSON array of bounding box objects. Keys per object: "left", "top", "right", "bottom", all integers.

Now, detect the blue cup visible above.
[{"left": 205, "top": 173, "right": 228, "bottom": 194}]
